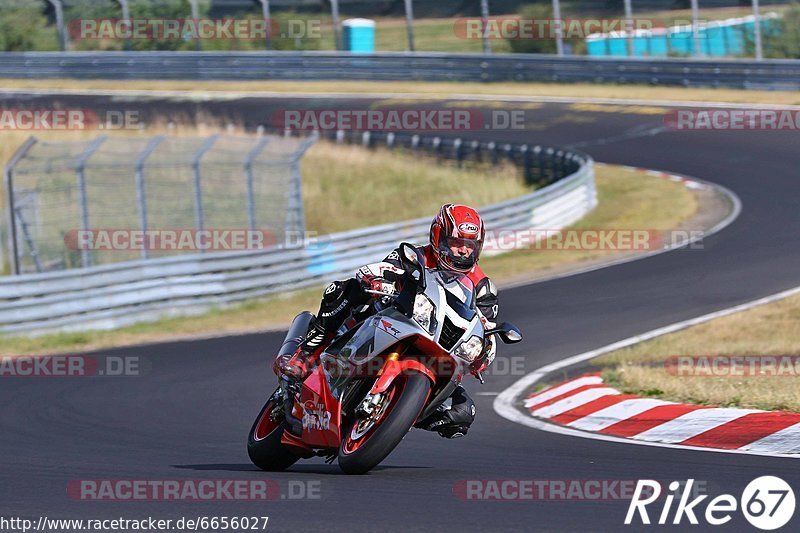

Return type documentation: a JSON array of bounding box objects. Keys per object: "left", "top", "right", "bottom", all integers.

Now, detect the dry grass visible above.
[
  {"left": 479, "top": 164, "right": 697, "bottom": 280},
  {"left": 3, "top": 79, "right": 800, "bottom": 106},
  {"left": 594, "top": 292, "right": 800, "bottom": 411},
  {"left": 0, "top": 163, "right": 699, "bottom": 355},
  {"left": 302, "top": 142, "right": 525, "bottom": 234}
]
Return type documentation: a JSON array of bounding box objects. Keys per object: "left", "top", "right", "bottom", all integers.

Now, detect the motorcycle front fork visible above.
[{"left": 270, "top": 379, "right": 299, "bottom": 423}]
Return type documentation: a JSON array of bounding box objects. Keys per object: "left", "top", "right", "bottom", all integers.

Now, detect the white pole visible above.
[
  {"left": 259, "top": 0, "right": 272, "bottom": 50},
  {"left": 47, "top": 0, "right": 67, "bottom": 51},
  {"left": 330, "top": 0, "right": 341, "bottom": 51},
  {"left": 690, "top": 0, "right": 702, "bottom": 57},
  {"left": 189, "top": 0, "right": 201, "bottom": 50},
  {"left": 551, "top": 0, "right": 564, "bottom": 56},
  {"left": 752, "top": 0, "right": 763, "bottom": 60},
  {"left": 117, "top": 0, "right": 131, "bottom": 51},
  {"left": 404, "top": 0, "right": 414, "bottom": 52},
  {"left": 623, "top": 0, "right": 633, "bottom": 57},
  {"left": 480, "top": 0, "right": 491, "bottom": 54}
]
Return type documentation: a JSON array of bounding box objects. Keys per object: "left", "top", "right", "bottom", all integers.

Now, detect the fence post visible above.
[
  {"left": 330, "top": 0, "right": 342, "bottom": 51},
  {"left": 552, "top": 0, "right": 564, "bottom": 56},
  {"left": 46, "top": 0, "right": 68, "bottom": 51},
  {"left": 520, "top": 144, "right": 532, "bottom": 184},
  {"left": 117, "top": 0, "right": 131, "bottom": 51},
  {"left": 690, "top": 0, "right": 701, "bottom": 57},
  {"left": 404, "top": 0, "right": 415, "bottom": 52},
  {"left": 480, "top": 0, "right": 491, "bottom": 54},
  {"left": 134, "top": 136, "right": 165, "bottom": 260},
  {"left": 75, "top": 136, "right": 107, "bottom": 269},
  {"left": 752, "top": 0, "right": 764, "bottom": 60},
  {"left": 4, "top": 136, "right": 38, "bottom": 275},
  {"left": 623, "top": 0, "right": 634, "bottom": 57},
  {"left": 488, "top": 141, "right": 497, "bottom": 165},
  {"left": 244, "top": 137, "right": 270, "bottom": 231},
  {"left": 192, "top": 135, "right": 219, "bottom": 239},
  {"left": 259, "top": 0, "right": 272, "bottom": 50},
  {"left": 286, "top": 133, "right": 318, "bottom": 238}
]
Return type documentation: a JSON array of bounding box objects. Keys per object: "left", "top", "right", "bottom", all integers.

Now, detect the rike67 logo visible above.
[{"left": 626, "top": 477, "right": 795, "bottom": 530}]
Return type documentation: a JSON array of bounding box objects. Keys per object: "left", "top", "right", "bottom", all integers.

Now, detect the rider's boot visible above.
[
  {"left": 278, "top": 321, "right": 330, "bottom": 382},
  {"left": 275, "top": 279, "right": 362, "bottom": 382}
]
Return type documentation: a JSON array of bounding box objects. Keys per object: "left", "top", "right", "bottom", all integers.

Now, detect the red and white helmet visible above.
[{"left": 429, "top": 204, "right": 485, "bottom": 273}]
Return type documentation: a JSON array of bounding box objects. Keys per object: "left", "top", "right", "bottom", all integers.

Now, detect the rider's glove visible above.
[{"left": 357, "top": 263, "right": 402, "bottom": 299}]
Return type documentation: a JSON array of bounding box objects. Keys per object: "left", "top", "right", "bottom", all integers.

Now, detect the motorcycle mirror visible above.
[
  {"left": 486, "top": 322, "right": 523, "bottom": 344},
  {"left": 398, "top": 242, "right": 425, "bottom": 289},
  {"left": 400, "top": 242, "right": 419, "bottom": 265}
]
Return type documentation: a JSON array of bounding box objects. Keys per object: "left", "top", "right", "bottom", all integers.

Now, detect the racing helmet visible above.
[{"left": 429, "top": 204, "right": 485, "bottom": 273}]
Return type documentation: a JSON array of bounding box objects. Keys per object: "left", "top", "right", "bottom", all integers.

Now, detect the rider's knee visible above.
[{"left": 450, "top": 385, "right": 476, "bottom": 427}]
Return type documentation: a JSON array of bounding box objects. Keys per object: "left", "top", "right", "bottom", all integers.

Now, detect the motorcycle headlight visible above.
[
  {"left": 413, "top": 293, "right": 436, "bottom": 334},
  {"left": 453, "top": 335, "right": 484, "bottom": 362}
]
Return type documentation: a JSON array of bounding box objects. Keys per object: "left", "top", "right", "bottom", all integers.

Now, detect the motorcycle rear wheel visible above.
[{"left": 338, "top": 372, "right": 430, "bottom": 475}]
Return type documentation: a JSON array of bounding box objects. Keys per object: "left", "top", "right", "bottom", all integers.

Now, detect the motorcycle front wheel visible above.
[
  {"left": 338, "top": 372, "right": 430, "bottom": 475},
  {"left": 247, "top": 392, "right": 300, "bottom": 471}
]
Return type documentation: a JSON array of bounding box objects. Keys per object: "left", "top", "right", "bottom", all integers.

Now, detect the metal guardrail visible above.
[
  {"left": 0, "top": 133, "right": 595, "bottom": 336},
  {"left": 1, "top": 51, "right": 799, "bottom": 89}
]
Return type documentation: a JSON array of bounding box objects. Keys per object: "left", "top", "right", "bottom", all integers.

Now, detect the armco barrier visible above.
[
  {"left": 0, "top": 133, "right": 595, "bottom": 336},
  {"left": 1, "top": 51, "right": 799, "bottom": 90}
]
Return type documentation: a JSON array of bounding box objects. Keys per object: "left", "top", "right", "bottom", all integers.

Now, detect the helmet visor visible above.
[{"left": 439, "top": 236, "right": 482, "bottom": 271}]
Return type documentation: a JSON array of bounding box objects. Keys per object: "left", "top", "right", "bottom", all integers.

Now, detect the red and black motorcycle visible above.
[{"left": 248, "top": 244, "right": 522, "bottom": 474}]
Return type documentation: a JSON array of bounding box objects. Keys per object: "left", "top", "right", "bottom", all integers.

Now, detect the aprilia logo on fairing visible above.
[
  {"left": 302, "top": 402, "right": 331, "bottom": 431},
  {"left": 625, "top": 477, "right": 795, "bottom": 530}
]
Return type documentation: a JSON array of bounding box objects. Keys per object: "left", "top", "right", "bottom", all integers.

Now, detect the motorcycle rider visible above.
[{"left": 275, "top": 204, "right": 499, "bottom": 439}]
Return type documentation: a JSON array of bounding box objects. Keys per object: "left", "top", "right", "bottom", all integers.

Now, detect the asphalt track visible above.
[{"left": 1, "top": 92, "right": 799, "bottom": 532}]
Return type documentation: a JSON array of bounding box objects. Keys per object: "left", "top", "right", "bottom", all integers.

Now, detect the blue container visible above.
[
  {"left": 607, "top": 36, "right": 628, "bottom": 56},
  {"left": 648, "top": 30, "right": 669, "bottom": 56},
  {"left": 669, "top": 28, "right": 694, "bottom": 56},
  {"left": 584, "top": 14, "right": 780, "bottom": 58},
  {"left": 343, "top": 18, "right": 375, "bottom": 53},
  {"left": 586, "top": 37, "right": 609, "bottom": 56}
]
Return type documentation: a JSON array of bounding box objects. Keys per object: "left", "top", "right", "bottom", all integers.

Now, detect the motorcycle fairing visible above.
[{"left": 296, "top": 366, "right": 341, "bottom": 448}]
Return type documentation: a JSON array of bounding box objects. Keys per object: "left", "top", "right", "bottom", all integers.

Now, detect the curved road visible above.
[{"left": 1, "top": 92, "right": 799, "bottom": 532}]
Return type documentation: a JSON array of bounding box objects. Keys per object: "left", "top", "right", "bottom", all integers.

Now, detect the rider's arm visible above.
[
  {"left": 475, "top": 277, "right": 499, "bottom": 322},
  {"left": 472, "top": 277, "right": 499, "bottom": 375}
]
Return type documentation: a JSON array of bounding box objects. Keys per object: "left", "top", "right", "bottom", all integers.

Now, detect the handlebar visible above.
[{"left": 364, "top": 289, "right": 398, "bottom": 298}]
